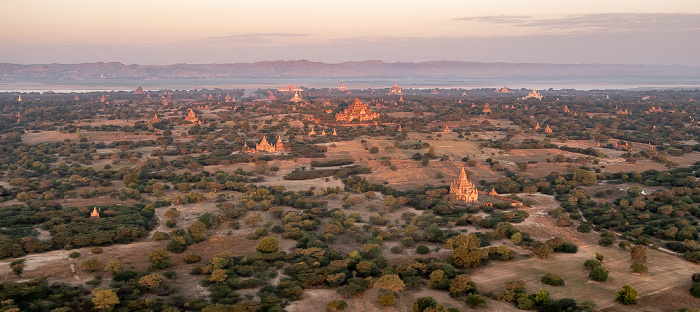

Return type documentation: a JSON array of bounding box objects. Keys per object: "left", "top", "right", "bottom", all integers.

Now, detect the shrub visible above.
[
  {"left": 184, "top": 253, "right": 202, "bottom": 264},
  {"left": 413, "top": 296, "right": 438, "bottom": 312},
  {"left": 153, "top": 231, "right": 169, "bottom": 240},
  {"left": 91, "top": 247, "right": 103, "bottom": 254},
  {"left": 416, "top": 245, "right": 430, "bottom": 254},
  {"left": 256, "top": 236, "right": 279, "bottom": 253},
  {"left": 589, "top": 266, "right": 609, "bottom": 282},
  {"left": 583, "top": 259, "right": 601, "bottom": 270},
  {"left": 377, "top": 291, "right": 395, "bottom": 306},
  {"left": 69, "top": 251, "right": 81, "bottom": 259},
  {"left": 326, "top": 300, "right": 348, "bottom": 312},
  {"left": 81, "top": 258, "right": 103, "bottom": 273},
  {"left": 541, "top": 273, "right": 565, "bottom": 286},
  {"left": 465, "top": 293, "right": 486, "bottom": 308},
  {"left": 630, "top": 262, "right": 648, "bottom": 274},
  {"left": 691, "top": 282, "right": 700, "bottom": 298},
  {"left": 616, "top": 284, "right": 637, "bottom": 305}
]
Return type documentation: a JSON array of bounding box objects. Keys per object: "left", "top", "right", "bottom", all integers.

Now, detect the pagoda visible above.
[
  {"left": 398, "top": 124, "right": 402, "bottom": 132},
  {"left": 225, "top": 94, "right": 232, "bottom": 102},
  {"left": 389, "top": 83, "right": 402, "bottom": 95},
  {"left": 134, "top": 85, "right": 146, "bottom": 94},
  {"left": 443, "top": 125, "right": 451, "bottom": 133},
  {"left": 90, "top": 207, "right": 100, "bottom": 218},
  {"left": 544, "top": 125, "right": 552, "bottom": 133},
  {"left": 495, "top": 85, "right": 511, "bottom": 93},
  {"left": 399, "top": 95, "right": 404, "bottom": 102},
  {"left": 150, "top": 113, "right": 161, "bottom": 123},
  {"left": 335, "top": 98, "right": 380, "bottom": 122},
  {"left": 74, "top": 95, "right": 79, "bottom": 101},
  {"left": 522, "top": 88, "right": 543, "bottom": 100},
  {"left": 564, "top": 105, "right": 570, "bottom": 113},
  {"left": 185, "top": 109, "right": 201, "bottom": 124},
  {"left": 255, "top": 136, "right": 276, "bottom": 153},
  {"left": 338, "top": 80, "right": 348, "bottom": 92},
  {"left": 488, "top": 188, "right": 498, "bottom": 197},
  {"left": 332, "top": 128, "right": 337, "bottom": 136},
  {"left": 308, "top": 126, "right": 316, "bottom": 136},
  {"left": 482, "top": 103, "right": 492, "bottom": 114},
  {"left": 100, "top": 95, "right": 106, "bottom": 103},
  {"left": 535, "top": 122, "right": 541, "bottom": 131},
  {"left": 450, "top": 168, "right": 478, "bottom": 202},
  {"left": 290, "top": 92, "right": 303, "bottom": 103}
]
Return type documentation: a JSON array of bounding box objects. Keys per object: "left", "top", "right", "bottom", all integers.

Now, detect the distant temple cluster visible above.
[
  {"left": 494, "top": 85, "right": 512, "bottom": 93},
  {"left": 450, "top": 168, "right": 479, "bottom": 202},
  {"left": 335, "top": 98, "right": 380, "bottom": 122},
  {"left": 243, "top": 136, "right": 286, "bottom": 154}
]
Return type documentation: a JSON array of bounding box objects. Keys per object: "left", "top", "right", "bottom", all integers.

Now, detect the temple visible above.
[
  {"left": 443, "top": 125, "right": 451, "bottom": 133},
  {"left": 249, "top": 136, "right": 285, "bottom": 153},
  {"left": 482, "top": 103, "right": 492, "bottom": 114},
  {"left": 151, "top": 113, "right": 161, "bottom": 123},
  {"left": 90, "top": 207, "right": 100, "bottom": 218},
  {"left": 544, "top": 125, "right": 552, "bottom": 133},
  {"left": 335, "top": 98, "right": 380, "bottom": 122},
  {"left": 389, "top": 83, "right": 402, "bottom": 95},
  {"left": 338, "top": 80, "right": 348, "bottom": 92},
  {"left": 17, "top": 95, "right": 22, "bottom": 102},
  {"left": 450, "top": 168, "right": 479, "bottom": 202},
  {"left": 278, "top": 85, "right": 304, "bottom": 92},
  {"left": 290, "top": 92, "right": 303, "bottom": 103},
  {"left": 134, "top": 85, "right": 146, "bottom": 94},
  {"left": 185, "top": 109, "right": 202, "bottom": 124},
  {"left": 564, "top": 105, "right": 570, "bottom": 113},
  {"left": 495, "top": 85, "right": 511, "bottom": 93},
  {"left": 535, "top": 122, "right": 541, "bottom": 131},
  {"left": 522, "top": 88, "right": 543, "bottom": 100}
]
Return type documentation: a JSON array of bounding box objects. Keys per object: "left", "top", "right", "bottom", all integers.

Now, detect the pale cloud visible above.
[
  {"left": 454, "top": 13, "right": 700, "bottom": 34},
  {"left": 203, "top": 33, "right": 310, "bottom": 45}
]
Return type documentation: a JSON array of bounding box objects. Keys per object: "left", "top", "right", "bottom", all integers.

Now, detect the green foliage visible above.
[
  {"left": 690, "top": 282, "right": 700, "bottom": 298},
  {"left": 413, "top": 296, "right": 438, "bottom": 312},
  {"left": 184, "top": 253, "right": 202, "bottom": 264},
  {"left": 589, "top": 266, "right": 609, "bottom": 282},
  {"left": 256, "top": 236, "right": 279, "bottom": 253},
  {"left": 465, "top": 293, "right": 486, "bottom": 308},
  {"left": 81, "top": 258, "right": 102, "bottom": 273},
  {"left": 630, "top": 262, "right": 648, "bottom": 274},
  {"left": 541, "top": 273, "right": 565, "bottom": 286},
  {"left": 92, "top": 288, "right": 119, "bottom": 310},
  {"left": 326, "top": 299, "right": 348, "bottom": 312},
  {"left": 69, "top": 251, "right": 81, "bottom": 258},
  {"left": 416, "top": 245, "right": 430, "bottom": 254},
  {"left": 149, "top": 248, "right": 172, "bottom": 269},
  {"left": 377, "top": 290, "right": 395, "bottom": 306},
  {"left": 616, "top": 284, "right": 638, "bottom": 304},
  {"left": 10, "top": 258, "right": 25, "bottom": 276}
]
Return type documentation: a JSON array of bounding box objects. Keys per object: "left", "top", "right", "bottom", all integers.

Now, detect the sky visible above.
[{"left": 2, "top": 0, "right": 700, "bottom": 65}]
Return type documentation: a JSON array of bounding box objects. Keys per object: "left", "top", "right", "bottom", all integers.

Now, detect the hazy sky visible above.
[{"left": 2, "top": 0, "right": 699, "bottom": 65}]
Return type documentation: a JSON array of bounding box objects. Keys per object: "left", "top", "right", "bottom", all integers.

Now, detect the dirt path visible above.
[{"left": 148, "top": 205, "right": 170, "bottom": 239}]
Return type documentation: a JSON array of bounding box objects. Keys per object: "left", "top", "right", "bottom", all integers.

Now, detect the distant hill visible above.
[{"left": 0, "top": 60, "right": 698, "bottom": 81}]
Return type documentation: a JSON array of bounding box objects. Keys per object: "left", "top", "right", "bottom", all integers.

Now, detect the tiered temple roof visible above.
[
  {"left": 335, "top": 98, "right": 380, "bottom": 122},
  {"left": 450, "top": 168, "right": 478, "bottom": 202}
]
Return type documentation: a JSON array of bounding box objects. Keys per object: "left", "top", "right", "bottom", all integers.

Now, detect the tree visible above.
[
  {"left": 104, "top": 261, "right": 124, "bottom": 274},
  {"left": 374, "top": 274, "right": 405, "bottom": 293},
  {"left": 9, "top": 259, "right": 25, "bottom": 276},
  {"left": 535, "top": 289, "right": 550, "bottom": 305},
  {"left": 377, "top": 290, "right": 395, "bottom": 306},
  {"left": 429, "top": 270, "right": 449, "bottom": 290},
  {"left": 630, "top": 262, "right": 648, "bottom": 274},
  {"left": 541, "top": 273, "right": 565, "bottom": 286},
  {"left": 210, "top": 269, "right": 228, "bottom": 282},
  {"left": 630, "top": 245, "right": 647, "bottom": 263},
  {"left": 188, "top": 221, "right": 208, "bottom": 242},
  {"left": 449, "top": 274, "right": 473, "bottom": 297},
  {"left": 413, "top": 297, "right": 438, "bottom": 312},
  {"left": 465, "top": 293, "right": 486, "bottom": 308},
  {"left": 573, "top": 169, "right": 597, "bottom": 185},
  {"left": 589, "top": 266, "right": 609, "bottom": 282},
  {"left": 256, "top": 236, "right": 279, "bottom": 253},
  {"left": 81, "top": 258, "right": 103, "bottom": 273},
  {"left": 326, "top": 300, "right": 348, "bottom": 312},
  {"left": 139, "top": 273, "right": 163, "bottom": 288},
  {"left": 616, "top": 284, "right": 637, "bottom": 304},
  {"left": 596, "top": 252, "right": 604, "bottom": 262},
  {"left": 149, "top": 249, "right": 171, "bottom": 269},
  {"left": 92, "top": 288, "right": 119, "bottom": 310}
]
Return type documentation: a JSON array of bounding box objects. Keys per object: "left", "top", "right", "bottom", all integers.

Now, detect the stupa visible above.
[
  {"left": 90, "top": 207, "right": 100, "bottom": 218},
  {"left": 134, "top": 85, "right": 146, "bottom": 94},
  {"left": 544, "top": 125, "right": 552, "bottom": 133},
  {"left": 338, "top": 80, "right": 348, "bottom": 92},
  {"left": 389, "top": 83, "right": 402, "bottom": 95},
  {"left": 290, "top": 92, "right": 303, "bottom": 103},
  {"left": 482, "top": 103, "right": 492, "bottom": 114},
  {"left": 151, "top": 113, "right": 161, "bottom": 123},
  {"left": 450, "top": 168, "right": 478, "bottom": 202},
  {"left": 522, "top": 88, "right": 543, "bottom": 100}
]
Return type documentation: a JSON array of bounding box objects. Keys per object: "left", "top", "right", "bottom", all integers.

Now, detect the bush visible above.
[
  {"left": 691, "top": 282, "right": 700, "bottom": 298},
  {"left": 69, "top": 251, "right": 81, "bottom": 259},
  {"left": 184, "top": 253, "right": 202, "bottom": 264},
  {"left": 465, "top": 293, "right": 486, "bottom": 308},
  {"left": 256, "top": 236, "right": 279, "bottom": 253},
  {"left": 589, "top": 266, "right": 609, "bottom": 282},
  {"left": 583, "top": 259, "right": 601, "bottom": 270},
  {"left": 413, "top": 296, "right": 438, "bottom": 312},
  {"left": 153, "top": 231, "right": 169, "bottom": 240},
  {"left": 616, "top": 284, "right": 637, "bottom": 305},
  {"left": 541, "top": 273, "right": 565, "bottom": 286},
  {"left": 416, "top": 245, "right": 430, "bottom": 254},
  {"left": 377, "top": 291, "right": 395, "bottom": 306},
  {"left": 326, "top": 299, "right": 348, "bottom": 312},
  {"left": 630, "top": 262, "right": 648, "bottom": 274},
  {"left": 81, "top": 258, "right": 103, "bottom": 273},
  {"left": 91, "top": 247, "right": 104, "bottom": 254}
]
